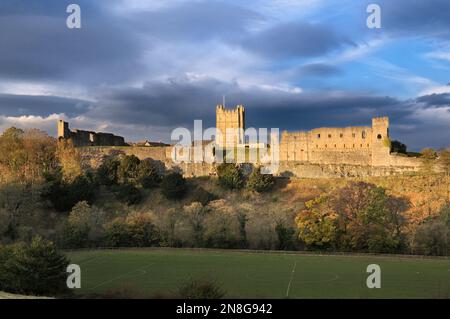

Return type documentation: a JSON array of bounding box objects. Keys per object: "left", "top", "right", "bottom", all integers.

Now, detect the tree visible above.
[
  {"left": 0, "top": 237, "right": 70, "bottom": 296},
  {"left": 295, "top": 197, "right": 337, "bottom": 249},
  {"left": 161, "top": 172, "right": 187, "bottom": 200},
  {"left": 390, "top": 140, "right": 407, "bottom": 154},
  {"left": 246, "top": 166, "right": 274, "bottom": 192},
  {"left": 96, "top": 158, "right": 120, "bottom": 186},
  {"left": 0, "top": 127, "right": 57, "bottom": 183},
  {"left": 438, "top": 148, "right": 450, "bottom": 202},
  {"left": 183, "top": 202, "right": 208, "bottom": 246},
  {"left": 104, "top": 214, "right": 160, "bottom": 247},
  {"left": 275, "top": 221, "right": 296, "bottom": 250},
  {"left": 56, "top": 139, "right": 82, "bottom": 182},
  {"left": 42, "top": 171, "right": 97, "bottom": 212},
  {"left": 216, "top": 163, "right": 245, "bottom": 190},
  {"left": 67, "top": 201, "right": 105, "bottom": 245},
  {"left": 138, "top": 159, "right": 161, "bottom": 188},
  {"left": 0, "top": 183, "right": 41, "bottom": 241},
  {"left": 117, "top": 155, "right": 141, "bottom": 185},
  {"left": 113, "top": 183, "right": 142, "bottom": 205},
  {"left": 295, "top": 182, "right": 409, "bottom": 253},
  {"left": 413, "top": 204, "right": 450, "bottom": 256}
]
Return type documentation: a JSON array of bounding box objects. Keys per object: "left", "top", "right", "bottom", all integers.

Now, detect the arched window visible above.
[
  {"left": 377, "top": 134, "right": 382, "bottom": 139},
  {"left": 362, "top": 131, "right": 366, "bottom": 139},
  {"left": 317, "top": 134, "right": 321, "bottom": 138}
]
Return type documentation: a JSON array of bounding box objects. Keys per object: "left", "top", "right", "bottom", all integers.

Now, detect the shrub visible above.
[
  {"left": 190, "top": 187, "right": 218, "bottom": 206},
  {"left": 96, "top": 158, "right": 120, "bottom": 186},
  {"left": 138, "top": 159, "right": 161, "bottom": 188},
  {"left": 246, "top": 167, "right": 275, "bottom": 192},
  {"left": 216, "top": 163, "right": 245, "bottom": 190},
  {"left": 0, "top": 237, "right": 70, "bottom": 296},
  {"left": 161, "top": 172, "right": 187, "bottom": 200},
  {"left": 113, "top": 183, "right": 142, "bottom": 205},
  {"left": 177, "top": 278, "right": 226, "bottom": 299}
]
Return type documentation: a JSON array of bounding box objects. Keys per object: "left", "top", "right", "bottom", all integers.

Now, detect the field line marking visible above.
[
  {"left": 285, "top": 260, "right": 297, "bottom": 298},
  {"left": 87, "top": 263, "right": 154, "bottom": 290}
]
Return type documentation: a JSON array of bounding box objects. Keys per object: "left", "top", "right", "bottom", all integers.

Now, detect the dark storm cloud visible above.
[
  {"left": 296, "top": 63, "right": 342, "bottom": 77},
  {"left": 0, "top": 1, "right": 146, "bottom": 84},
  {"left": 416, "top": 93, "right": 450, "bottom": 107},
  {"left": 242, "top": 22, "right": 354, "bottom": 59},
  {"left": 0, "top": 93, "right": 91, "bottom": 117},
  {"left": 88, "top": 76, "right": 238, "bottom": 129},
  {"left": 130, "top": 1, "right": 262, "bottom": 42},
  {"left": 372, "top": 0, "right": 450, "bottom": 37}
]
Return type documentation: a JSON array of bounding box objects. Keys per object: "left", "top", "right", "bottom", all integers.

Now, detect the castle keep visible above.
[
  {"left": 57, "top": 120, "right": 126, "bottom": 147},
  {"left": 215, "top": 104, "right": 245, "bottom": 148}
]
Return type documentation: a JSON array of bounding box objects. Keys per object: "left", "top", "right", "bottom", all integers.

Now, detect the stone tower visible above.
[
  {"left": 57, "top": 120, "right": 70, "bottom": 139},
  {"left": 371, "top": 117, "right": 390, "bottom": 166},
  {"left": 215, "top": 104, "right": 245, "bottom": 148}
]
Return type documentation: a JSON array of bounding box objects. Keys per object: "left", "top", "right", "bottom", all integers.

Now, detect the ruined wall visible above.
[
  {"left": 58, "top": 120, "right": 126, "bottom": 147},
  {"left": 216, "top": 105, "right": 245, "bottom": 148}
]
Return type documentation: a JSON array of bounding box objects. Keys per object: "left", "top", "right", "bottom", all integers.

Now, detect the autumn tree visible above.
[
  {"left": 56, "top": 139, "right": 82, "bottom": 182},
  {"left": 438, "top": 148, "right": 450, "bottom": 202},
  {"left": 0, "top": 127, "right": 56, "bottom": 183},
  {"left": 296, "top": 182, "right": 409, "bottom": 253}
]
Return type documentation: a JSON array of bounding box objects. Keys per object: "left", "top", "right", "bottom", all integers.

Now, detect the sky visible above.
[{"left": 0, "top": 0, "right": 449, "bottom": 151}]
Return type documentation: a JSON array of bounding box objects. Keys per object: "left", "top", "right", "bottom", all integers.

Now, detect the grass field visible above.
[{"left": 67, "top": 248, "right": 450, "bottom": 299}]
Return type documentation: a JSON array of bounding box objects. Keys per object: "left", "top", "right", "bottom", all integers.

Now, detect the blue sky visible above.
[{"left": 0, "top": 0, "right": 449, "bottom": 150}]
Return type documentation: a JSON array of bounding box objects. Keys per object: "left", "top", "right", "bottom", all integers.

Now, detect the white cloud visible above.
[
  {"left": 419, "top": 85, "right": 450, "bottom": 96},
  {"left": 425, "top": 51, "right": 450, "bottom": 62}
]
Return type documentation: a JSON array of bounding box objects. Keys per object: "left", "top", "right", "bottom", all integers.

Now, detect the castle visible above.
[
  {"left": 214, "top": 105, "right": 421, "bottom": 170},
  {"left": 57, "top": 120, "right": 126, "bottom": 147},
  {"left": 63, "top": 104, "right": 423, "bottom": 177}
]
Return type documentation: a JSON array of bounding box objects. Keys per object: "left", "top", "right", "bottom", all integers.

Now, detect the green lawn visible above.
[{"left": 66, "top": 249, "right": 450, "bottom": 298}]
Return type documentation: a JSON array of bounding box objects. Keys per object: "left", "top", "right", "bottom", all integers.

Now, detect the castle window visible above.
[
  {"left": 334, "top": 144, "right": 337, "bottom": 148},
  {"left": 317, "top": 134, "right": 321, "bottom": 138},
  {"left": 362, "top": 131, "right": 366, "bottom": 139},
  {"left": 353, "top": 144, "right": 355, "bottom": 148},
  {"left": 328, "top": 134, "right": 332, "bottom": 138},
  {"left": 352, "top": 133, "right": 356, "bottom": 138},
  {"left": 367, "top": 144, "right": 370, "bottom": 147},
  {"left": 340, "top": 133, "right": 343, "bottom": 138},
  {"left": 360, "top": 144, "right": 363, "bottom": 148},
  {"left": 377, "top": 134, "right": 382, "bottom": 139},
  {"left": 343, "top": 144, "right": 346, "bottom": 148},
  {"left": 325, "top": 144, "right": 327, "bottom": 148}
]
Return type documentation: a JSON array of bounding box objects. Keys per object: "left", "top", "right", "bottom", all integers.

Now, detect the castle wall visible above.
[
  {"left": 58, "top": 120, "right": 126, "bottom": 147},
  {"left": 279, "top": 117, "right": 413, "bottom": 168}
]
